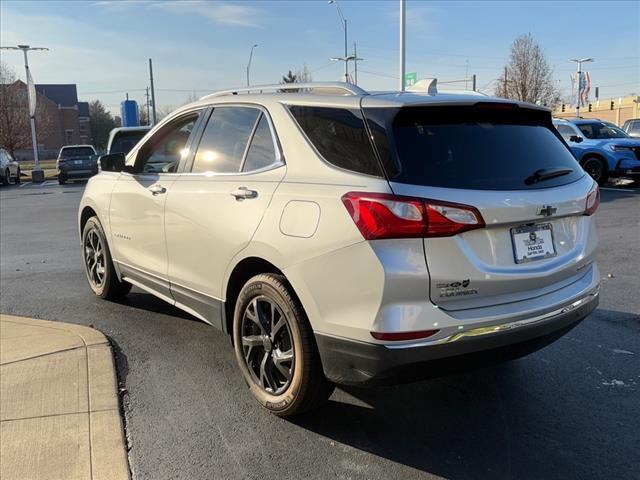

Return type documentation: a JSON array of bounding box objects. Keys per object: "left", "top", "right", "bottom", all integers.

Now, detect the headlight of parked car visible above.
[{"left": 609, "top": 145, "right": 633, "bottom": 151}]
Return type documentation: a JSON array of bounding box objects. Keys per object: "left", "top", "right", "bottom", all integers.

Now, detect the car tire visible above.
[
  {"left": 15, "top": 168, "right": 20, "bottom": 184},
  {"left": 58, "top": 172, "right": 67, "bottom": 185},
  {"left": 2, "top": 169, "right": 9, "bottom": 186},
  {"left": 82, "top": 216, "right": 132, "bottom": 300},
  {"left": 582, "top": 156, "right": 609, "bottom": 185},
  {"left": 233, "top": 273, "right": 334, "bottom": 417}
]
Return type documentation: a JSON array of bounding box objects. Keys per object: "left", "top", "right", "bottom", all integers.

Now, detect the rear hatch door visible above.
[{"left": 363, "top": 101, "right": 597, "bottom": 311}]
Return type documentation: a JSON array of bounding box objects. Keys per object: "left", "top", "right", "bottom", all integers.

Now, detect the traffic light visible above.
[
  {"left": 561, "top": 104, "right": 565, "bottom": 112},
  {"left": 610, "top": 101, "right": 615, "bottom": 110},
  {"left": 588, "top": 104, "right": 592, "bottom": 112}
]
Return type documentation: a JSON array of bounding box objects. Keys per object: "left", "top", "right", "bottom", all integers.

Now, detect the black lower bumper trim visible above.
[{"left": 315, "top": 294, "right": 598, "bottom": 387}]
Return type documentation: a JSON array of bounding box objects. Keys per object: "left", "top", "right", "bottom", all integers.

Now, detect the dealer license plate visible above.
[{"left": 511, "top": 223, "right": 557, "bottom": 264}]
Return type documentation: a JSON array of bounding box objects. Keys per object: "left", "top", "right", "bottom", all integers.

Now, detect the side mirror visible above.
[
  {"left": 99, "top": 153, "right": 126, "bottom": 172},
  {"left": 569, "top": 135, "right": 583, "bottom": 143}
]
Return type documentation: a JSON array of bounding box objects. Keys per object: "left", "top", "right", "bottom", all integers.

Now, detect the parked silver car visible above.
[
  {"left": 0, "top": 148, "right": 21, "bottom": 185},
  {"left": 79, "top": 82, "right": 600, "bottom": 416}
]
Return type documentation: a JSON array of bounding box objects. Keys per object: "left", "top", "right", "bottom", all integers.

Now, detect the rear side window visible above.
[
  {"left": 363, "top": 105, "right": 584, "bottom": 190},
  {"left": 193, "top": 107, "right": 260, "bottom": 174},
  {"left": 288, "top": 106, "right": 382, "bottom": 177},
  {"left": 242, "top": 115, "right": 278, "bottom": 172}
]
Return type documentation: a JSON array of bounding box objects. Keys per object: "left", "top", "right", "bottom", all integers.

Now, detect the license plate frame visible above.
[{"left": 511, "top": 223, "right": 557, "bottom": 264}]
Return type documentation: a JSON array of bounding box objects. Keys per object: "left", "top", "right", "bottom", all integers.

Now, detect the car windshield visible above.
[
  {"left": 363, "top": 104, "right": 583, "bottom": 190},
  {"left": 110, "top": 131, "right": 148, "bottom": 154},
  {"left": 60, "top": 147, "right": 94, "bottom": 158},
  {"left": 577, "top": 122, "right": 629, "bottom": 139}
]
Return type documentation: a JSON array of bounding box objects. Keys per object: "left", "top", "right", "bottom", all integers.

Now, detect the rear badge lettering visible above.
[{"left": 437, "top": 279, "right": 478, "bottom": 297}]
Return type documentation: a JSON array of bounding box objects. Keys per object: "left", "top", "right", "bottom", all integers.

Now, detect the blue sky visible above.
[{"left": 1, "top": 0, "right": 638, "bottom": 113}]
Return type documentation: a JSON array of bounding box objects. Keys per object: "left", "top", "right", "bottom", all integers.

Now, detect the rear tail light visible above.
[
  {"left": 341, "top": 192, "right": 485, "bottom": 240},
  {"left": 584, "top": 184, "right": 600, "bottom": 215},
  {"left": 371, "top": 329, "right": 440, "bottom": 341}
]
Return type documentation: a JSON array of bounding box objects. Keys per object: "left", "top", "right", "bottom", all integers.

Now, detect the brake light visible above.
[
  {"left": 371, "top": 329, "right": 440, "bottom": 341},
  {"left": 584, "top": 184, "right": 600, "bottom": 215},
  {"left": 341, "top": 192, "right": 485, "bottom": 240}
]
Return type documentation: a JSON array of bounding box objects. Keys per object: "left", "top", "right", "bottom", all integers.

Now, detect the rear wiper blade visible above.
[{"left": 525, "top": 167, "right": 573, "bottom": 186}]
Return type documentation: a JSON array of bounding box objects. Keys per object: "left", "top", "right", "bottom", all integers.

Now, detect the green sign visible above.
[{"left": 405, "top": 72, "right": 417, "bottom": 87}]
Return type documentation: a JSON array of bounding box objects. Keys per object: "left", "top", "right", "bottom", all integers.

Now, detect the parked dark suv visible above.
[{"left": 57, "top": 145, "right": 98, "bottom": 184}]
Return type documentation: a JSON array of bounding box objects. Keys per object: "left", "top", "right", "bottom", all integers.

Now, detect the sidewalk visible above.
[{"left": 0, "top": 314, "right": 130, "bottom": 480}]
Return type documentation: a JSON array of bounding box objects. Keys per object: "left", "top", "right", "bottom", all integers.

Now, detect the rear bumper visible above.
[
  {"left": 316, "top": 286, "right": 599, "bottom": 386},
  {"left": 59, "top": 167, "right": 98, "bottom": 179}
]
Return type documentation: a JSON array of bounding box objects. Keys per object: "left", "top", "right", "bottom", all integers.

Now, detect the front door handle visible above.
[
  {"left": 230, "top": 186, "right": 258, "bottom": 200},
  {"left": 148, "top": 184, "right": 167, "bottom": 195}
]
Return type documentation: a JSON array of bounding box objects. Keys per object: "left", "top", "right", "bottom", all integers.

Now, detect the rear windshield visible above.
[
  {"left": 363, "top": 105, "right": 584, "bottom": 190},
  {"left": 109, "top": 131, "right": 148, "bottom": 154},
  {"left": 60, "top": 147, "right": 94, "bottom": 158}
]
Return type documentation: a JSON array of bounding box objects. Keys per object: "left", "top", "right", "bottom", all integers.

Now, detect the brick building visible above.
[{"left": 5, "top": 82, "right": 92, "bottom": 159}]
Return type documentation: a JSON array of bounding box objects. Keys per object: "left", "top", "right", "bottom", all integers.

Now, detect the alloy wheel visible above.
[
  {"left": 84, "top": 228, "right": 106, "bottom": 287},
  {"left": 241, "top": 296, "right": 294, "bottom": 395}
]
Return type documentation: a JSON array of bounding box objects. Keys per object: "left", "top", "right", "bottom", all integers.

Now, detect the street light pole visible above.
[
  {"left": 0, "top": 44, "right": 48, "bottom": 182},
  {"left": 246, "top": 44, "right": 258, "bottom": 87},
  {"left": 328, "top": 0, "right": 349, "bottom": 83},
  {"left": 570, "top": 57, "right": 594, "bottom": 118},
  {"left": 399, "top": 0, "right": 406, "bottom": 91}
]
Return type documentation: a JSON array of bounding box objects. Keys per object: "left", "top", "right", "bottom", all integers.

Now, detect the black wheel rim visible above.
[
  {"left": 84, "top": 228, "right": 106, "bottom": 287},
  {"left": 241, "top": 296, "right": 294, "bottom": 395},
  {"left": 584, "top": 160, "right": 603, "bottom": 182}
]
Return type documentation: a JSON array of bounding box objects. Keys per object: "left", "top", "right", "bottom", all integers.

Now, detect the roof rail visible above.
[{"left": 201, "top": 82, "right": 368, "bottom": 100}]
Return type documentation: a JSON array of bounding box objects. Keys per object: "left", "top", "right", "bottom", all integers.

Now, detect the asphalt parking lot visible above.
[{"left": 1, "top": 180, "right": 639, "bottom": 480}]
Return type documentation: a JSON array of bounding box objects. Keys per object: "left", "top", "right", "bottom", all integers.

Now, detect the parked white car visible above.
[
  {"left": 79, "top": 82, "right": 600, "bottom": 416},
  {"left": 0, "top": 148, "right": 21, "bottom": 185}
]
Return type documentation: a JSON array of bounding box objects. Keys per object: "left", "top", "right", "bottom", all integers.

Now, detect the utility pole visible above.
[
  {"left": 144, "top": 87, "right": 150, "bottom": 126},
  {"left": 472, "top": 74, "right": 477, "bottom": 92},
  {"left": 246, "top": 44, "right": 258, "bottom": 87},
  {"left": 399, "top": 0, "right": 406, "bottom": 91},
  {"left": 328, "top": 0, "right": 349, "bottom": 83},
  {"left": 149, "top": 58, "right": 157, "bottom": 125},
  {"left": 0, "top": 44, "right": 49, "bottom": 183}
]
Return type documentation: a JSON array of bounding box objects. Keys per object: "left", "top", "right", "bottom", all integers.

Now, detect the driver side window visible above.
[{"left": 134, "top": 112, "right": 200, "bottom": 174}]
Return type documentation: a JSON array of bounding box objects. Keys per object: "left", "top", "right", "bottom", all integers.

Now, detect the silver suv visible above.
[{"left": 79, "top": 82, "right": 600, "bottom": 416}]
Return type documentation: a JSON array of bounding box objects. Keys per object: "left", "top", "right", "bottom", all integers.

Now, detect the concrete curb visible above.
[{"left": 0, "top": 314, "right": 130, "bottom": 480}]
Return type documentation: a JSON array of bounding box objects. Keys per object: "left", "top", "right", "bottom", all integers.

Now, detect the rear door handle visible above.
[
  {"left": 148, "top": 184, "right": 167, "bottom": 195},
  {"left": 230, "top": 186, "right": 258, "bottom": 200}
]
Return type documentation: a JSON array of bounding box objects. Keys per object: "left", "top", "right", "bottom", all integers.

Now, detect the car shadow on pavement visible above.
[
  {"left": 115, "top": 291, "right": 200, "bottom": 323},
  {"left": 292, "top": 350, "right": 637, "bottom": 480}
]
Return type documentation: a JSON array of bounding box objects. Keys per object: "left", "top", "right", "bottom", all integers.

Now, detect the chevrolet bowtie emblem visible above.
[{"left": 537, "top": 205, "right": 557, "bottom": 217}]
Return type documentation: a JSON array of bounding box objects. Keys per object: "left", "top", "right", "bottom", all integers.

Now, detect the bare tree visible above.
[
  {"left": 0, "top": 62, "right": 54, "bottom": 157},
  {"left": 495, "top": 34, "right": 561, "bottom": 107},
  {"left": 295, "top": 64, "right": 312, "bottom": 83}
]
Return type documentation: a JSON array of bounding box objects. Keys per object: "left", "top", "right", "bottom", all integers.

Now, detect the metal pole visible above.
[
  {"left": 343, "top": 19, "right": 349, "bottom": 83},
  {"left": 399, "top": 0, "right": 406, "bottom": 91},
  {"left": 472, "top": 74, "right": 477, "bottom": 92},
  {"left": 247, "top": 44, "right": 258, "bottom": 87},
  {"left": 21, "top": 49, "right": 41, "bottom": 173},
  {"left": 149, "top": 58, "right": 157, "bottom": 125},
  {"left": 575, "top": 61, "right": 582, "bottom": 118}
]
